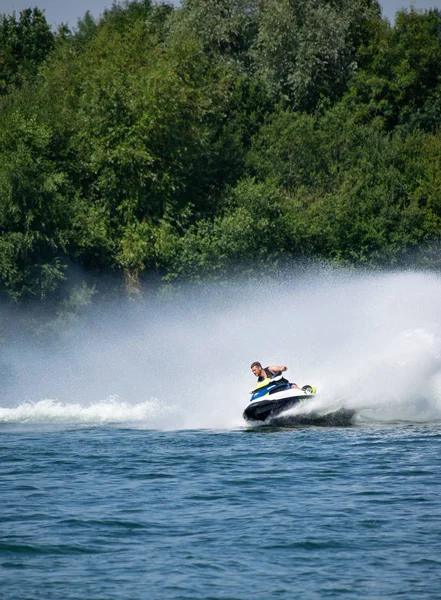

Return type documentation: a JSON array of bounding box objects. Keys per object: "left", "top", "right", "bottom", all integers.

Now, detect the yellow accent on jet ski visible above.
[{"left": 251, "top": 378, "right": 272, "bottom": 394}]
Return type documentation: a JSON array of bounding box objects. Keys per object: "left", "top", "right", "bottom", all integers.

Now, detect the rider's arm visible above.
[{"left": 267, "top": 365, "right": 287, "bottom": 374}]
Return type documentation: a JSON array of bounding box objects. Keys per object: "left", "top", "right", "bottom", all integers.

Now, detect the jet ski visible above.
[{"left": 243, "top": 375, "right": 317, "bottom": 422}]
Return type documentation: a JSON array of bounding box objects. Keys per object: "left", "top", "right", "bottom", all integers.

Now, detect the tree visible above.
[
  {"left": 0, "top": 8, "right": 54, "bottom": 95},
  {"left": 343, "top": 8, "right": 441, "bottom": 132},
  {"left": 0, "top": 93, "right": 74, "bottom": 301},
  {"left": 161, "top": 178, "right": 288, "bottom": 281},
  {"left": 179, "top": 0, "right": 259, "bottom": 68},
  {"left": 66, "top": 5, "right": 233, "bottom": 289},
  {"left": 253, "top": 0, "right": 381, "bottom": 111}
]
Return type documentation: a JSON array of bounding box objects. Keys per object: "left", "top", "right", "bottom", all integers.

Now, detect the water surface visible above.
[{"left": 2, "top": 423, "right": 441, "bottom": 599}]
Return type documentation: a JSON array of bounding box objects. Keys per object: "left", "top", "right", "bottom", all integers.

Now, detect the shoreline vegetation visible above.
[{"left": 1, "top": 0, "right": 441, "bottom": 331}]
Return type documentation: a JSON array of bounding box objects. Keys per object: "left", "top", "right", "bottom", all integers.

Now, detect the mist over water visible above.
[{"left": 2, "top": 267, "right": 441, "bottom": 430}]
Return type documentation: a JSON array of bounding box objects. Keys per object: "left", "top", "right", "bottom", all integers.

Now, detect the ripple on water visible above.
[{"left": 1, "top": 425, "right": 441, "bottom": 599}]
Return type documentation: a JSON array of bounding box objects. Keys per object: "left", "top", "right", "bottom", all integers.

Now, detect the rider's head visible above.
[{"left": 250, "top": 361, "right": 263, "bottom": 377}]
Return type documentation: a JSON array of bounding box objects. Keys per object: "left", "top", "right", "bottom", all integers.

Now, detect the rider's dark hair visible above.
[{"left": 250, "top": 361, "right": 262, "bottom": 369}]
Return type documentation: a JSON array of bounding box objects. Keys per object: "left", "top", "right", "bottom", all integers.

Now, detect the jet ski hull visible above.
[
  {"left": 243, "top": 394, "right": 314, "bottom": 422},
  {"left": 243, "top": 377, "right": 356, "bottom": 425},
  {"left": 269, "top": 408, "right": 356, "bottom": 427}
]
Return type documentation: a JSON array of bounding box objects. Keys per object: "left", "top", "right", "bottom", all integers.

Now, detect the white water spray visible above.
[{"left": 2, "top": 268, "right": 441, "bottom": 429}]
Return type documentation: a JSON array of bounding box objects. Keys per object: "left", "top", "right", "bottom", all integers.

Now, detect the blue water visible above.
[{"left": 2, "top": 423, "right": 441, "bottom": 599}]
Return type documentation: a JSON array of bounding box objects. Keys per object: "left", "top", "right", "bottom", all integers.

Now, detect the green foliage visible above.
[
  {"left": 179, "top": 0, "right": 259, "bottom": 68},
  {"left": 247, "top": 108, "right": 330, "bottom": 190},
  {"left": 0, "top": 90, "right": 75, "bottom": 300},
  {"left": 69, "top": 9, "right": 227, "bottom": 287},
  {"left": 163, "top": 178, "right": 288, "bottom": 280},
  {"left": 343, "top": 8, "right": 441, "bottom": 132},
  {"left": 71, "top": 11, "right": 99, "bottom": 49},
  {"left": 0, "top": 8, "right": 54, "bottom": 95},
  {"left": 101, "top": 0, "right": 155, "bottom": 30},
  {"left": 1, "top": 0, "right": 441, "bottom": 314},
  {"left": 244, "top": 99, "right": 441, "bottom": 266},
  {"left": 260, "top": 112, "right": 441, "bottom": 266},
  {"left": 253, "top": 0, "right": 381, "bottom": 111}
]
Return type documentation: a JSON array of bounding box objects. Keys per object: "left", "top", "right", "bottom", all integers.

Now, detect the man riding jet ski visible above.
[
  {"left": 250, "top": 362, "right": 301, "bottom": 390},
  {"left": 244, "top": 361, "right": 316, "bottom": 422}
]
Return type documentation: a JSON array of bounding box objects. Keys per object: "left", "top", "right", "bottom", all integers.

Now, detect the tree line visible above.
[{"left": 1, "top": 0, "right": 441, "bottom": 316}]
